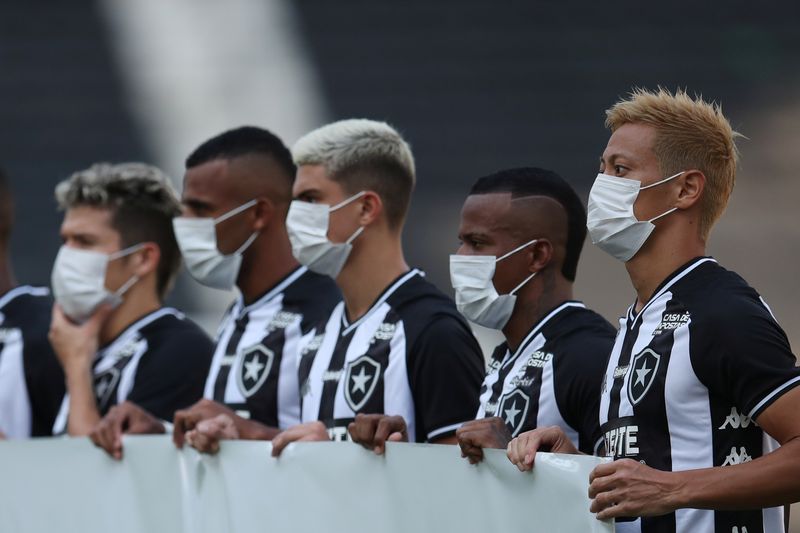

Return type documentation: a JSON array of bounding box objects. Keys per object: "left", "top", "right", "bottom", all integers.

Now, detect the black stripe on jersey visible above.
[
  {"left": 345, "top": 310, "right": 401, "bottom": 415},
  {"left": 317, "top": 329, "right": 355, "bottom": 422},
  {"left": 213, "top": 314, "right": 249, "bottom": 402}
]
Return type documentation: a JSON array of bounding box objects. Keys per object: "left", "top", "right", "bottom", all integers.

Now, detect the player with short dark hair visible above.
[
  {"left": 49, "top": 162, "right": 214, "bottom": 436},
  {"left": 88, "top": 127, "right": 341, "bottom": 459},
  {"left": 507, "top": 89, "right": 800, "bottom": 533},
  {"left": 349, "top": 167, "right": 615, "bottom": 459},
  {"left": 0, "top": 168, "right": 64, "bottom": 438}
]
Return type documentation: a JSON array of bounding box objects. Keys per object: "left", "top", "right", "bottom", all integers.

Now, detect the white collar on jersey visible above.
[
  {"left": 0, "top": 285, "right": 49, "bottom": 311},
  {"left": 96, "top": 307, "right": 184, "bottom": 359},
  {"left": 233, "top": 266, "right": 308, "bottom": 317},
  {"left": 340, "top": 268, "right": 423, "bottom": 336},
  {"left": 627, "top": 257, "right": 717, "bottom": 326},
  {"left": 502, "top": 301, "right": 586, "bottom": 368}
]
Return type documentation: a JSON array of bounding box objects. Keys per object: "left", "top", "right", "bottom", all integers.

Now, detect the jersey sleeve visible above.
[
  {"left": 552, "top": 328, "right": 613, "bottom": 454},
  {"left": 692, "top": 293, "right": 800, "bottom": 420},
  {"left": 407, "top": 315, "right": 485, "bottom": 442},
  {"left": 127, "top": 326, "right": 215, "bottom": 422}
]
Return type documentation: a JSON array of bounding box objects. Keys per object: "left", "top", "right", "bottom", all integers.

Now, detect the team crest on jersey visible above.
[
  {"left": 344, "top": 355, "right": 381, "bottom": 412},
  {"left": 94, "top": 368, "right": 121, "bottom": 409},
  {"left": 236, "top": 344, "right": 275, "bottom": 397},
  {"left": 497, "top": 389, "right": 530, "bottom": 436},
  {"left": 627, "top": 348, "right": 661, "bottom": 406}
]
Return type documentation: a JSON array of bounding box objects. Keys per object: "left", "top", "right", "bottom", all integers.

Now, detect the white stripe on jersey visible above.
[
  {"left": 0, "top": 327, "right": 30, "bottom": 439},
  {"left": 53, "top": 308, "right": 182, "bottom": 435},
  {"left": 203, "top": 266, "right": 309, "bottom": 429}
]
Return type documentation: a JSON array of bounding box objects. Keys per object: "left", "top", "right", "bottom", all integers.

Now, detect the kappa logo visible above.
[
  {"left": 236, "top": 344, "right": 274, "bottom": 398},
  {"left": 344, "top": 355, "right": 381, "bottom": 412},
  {"left": 497, "top": 389, "right": 530, "bottom": 437},
  {"left": 627, "top": 348, "right": 660, "bottom": 406},
  {"left": 613, "top": 365, "right": 629, "bottom": 379},
  {"left": 718, "top": 407, "right": 754, "bottom": 430},
  {"left": 652, "top": 311, "right": 690, "bottom": 336},
  {"left": 94, "top": 368, "right": 121, "bottom": 409},
  {"left": 722, "top": 446, "right": 752, "bottom": 466}
]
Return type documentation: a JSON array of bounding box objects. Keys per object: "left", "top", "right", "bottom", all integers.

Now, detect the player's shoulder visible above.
[
  {"left": 283, "top": 267, "right": 342, "bottom": 320},
  {"left": 138, "top": 307, "right": 213, "bottom": 348},
  {"left": 545, "top": 304, "right": 616, "bottom": 365},
  {"left": 385, "top": 269, "right": 462, "bottom": 323},
  {"left": 0, "top": 285, "right": 52, "bottom": 330}
]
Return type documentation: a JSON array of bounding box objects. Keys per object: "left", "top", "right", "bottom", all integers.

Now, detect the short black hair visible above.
[
  {"left": 186, "top": 126, "right": 296, "bottom": 183},
  {"left": 0, "top": 166, "right": 12, "bottom": 241},
  {"left": 469, "top": 167, "right": 587, "bottom": 281}
]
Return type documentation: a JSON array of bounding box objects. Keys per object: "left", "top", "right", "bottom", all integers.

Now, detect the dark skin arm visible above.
[{"left": 456, "top": 417, "right": 512, "bottom": 464}]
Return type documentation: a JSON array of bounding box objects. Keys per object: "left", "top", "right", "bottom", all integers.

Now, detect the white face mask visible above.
[
  {"left": 449, "top": 238, "right": 538, "bottom": 330},
  {"left": 586, "top": 171, "right": 683, "bottom": 262},
  {"left": 51, "top": 243, "right": 144, "bottom": 323},
  {"left": 172, "top": 199, "right": 259, "bottom": 290},
  {"left": 286, "top": 191, "right": 366, "bottom": 278}
]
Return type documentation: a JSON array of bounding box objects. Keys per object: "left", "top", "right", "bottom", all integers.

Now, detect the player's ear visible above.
[
  {"left": 675, "top": 170, "right": 705, "bottom": 210},
  {"left": 251, "top": 197, "right": 274, "bottom": 231},
  {"left": 133, "top": 242, "right": 161, "bottom": 278},
  {"left": 528, "top": 239, "right": 553, "bottom": 273},
  {"left": 357, "top": 191, "right": 383, "bottom": 227}
]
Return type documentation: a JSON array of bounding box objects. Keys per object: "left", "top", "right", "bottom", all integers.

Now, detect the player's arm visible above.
[
  {"left": 588, "top": 387, "right": 800, "bottom": 519},
  {"left": 48, "top": 304, "right": 112, "bottom": 435}
]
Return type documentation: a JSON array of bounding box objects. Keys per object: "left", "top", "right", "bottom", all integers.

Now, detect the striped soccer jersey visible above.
[
  {"left": 53, "top": 307, "right": 213, "bottom": 434},
  {"left": 600, "top": 257, "right": 800, "bottom": 533},
  {"left": 204, "top": 266, "right": 341, "bottom": 429},
  {"left": 298, "top": 269, "right": 485, "bottom": 442},
  {"left": 476, "top": 301, "right": 615, "bottom": 453},
  {"left": 0, "top": 286, "right": 64, "bottom": 438}
]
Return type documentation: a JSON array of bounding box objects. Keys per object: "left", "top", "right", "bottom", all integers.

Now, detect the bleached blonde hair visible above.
[
  {"left": 292, "top": 119, "right": 416, "bottom": 228},
  {"left": 605, "top": 88, "right": 741, "bottom": 238}
]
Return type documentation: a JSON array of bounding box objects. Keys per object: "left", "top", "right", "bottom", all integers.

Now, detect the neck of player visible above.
[
  {"left": 502, "top": 268, "right": 573, "bottom": 353},
  {"left": 236, "top": 226, "right": 300, "bottom": 305},
  {"left": 100, "top": 276, "right": 161, "bottom": 346},
  {"left": 0, "top": 250, "right": 16, "bottom": 296},
  {"left": 625, "top": 215, "right": 706, "bottom": 313},
  {"left": 335, "top": 230, "right": 409, "bottom": 323}
]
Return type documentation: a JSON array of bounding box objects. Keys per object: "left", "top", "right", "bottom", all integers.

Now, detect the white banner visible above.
[{"left": 0, "top": 436, "right": 613, "bottom": 533}]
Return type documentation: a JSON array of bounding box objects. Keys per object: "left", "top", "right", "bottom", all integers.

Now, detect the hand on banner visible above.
[
  {"left": 271, "top": 421, "right": 329, "bottom": 457},
  {"left": 49, "top": 303, "right": 112, "bottom": 375},
  {"left": 456, "top": 417, "right": 511, "bottom": 464},
  {"left": 89, "top": 401, "right": 165, "bottom": 459},
  {"left": 588, "top": 459, "right": 678, "bottom": 519},
  {"left": 184, "top": 414, "right": 239, "bottom": 454},
  {"left": 173, "top": 399, "right": 239, "bottom": 449},
  {"left": 506, "top": 426, "right": 579, "bottom": 472},
  {"left": 348, "top": 414, "right": 408, "bottom": 455}
]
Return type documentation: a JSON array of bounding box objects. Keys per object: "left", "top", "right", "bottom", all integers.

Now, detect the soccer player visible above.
[
  {"left": 0, "top": 168, "right": 64, "bottom": 438},
  {"left": 49, "top": 163, "right": 214, "bottom": 436},
  {"left": 506, "top": 89, "right": 800, "bottom": 532},
  {"left": 89, "top": 127, "right": 341, "bottom": 458},
  {"left": 192, "top": 119, "right": 484, "bottom": 454},
  {"left": 349, "top": 168, "right": 616, "bottom": 460}
]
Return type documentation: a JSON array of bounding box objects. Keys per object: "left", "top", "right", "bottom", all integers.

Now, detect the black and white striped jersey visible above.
[
  {"left": 476, "top": 301, "right": 615, "bottom": 453},
  {"left": 204, "top": 266, "right": 341, "bottom": 429},
  {"left": 0, "top": 286, "right": 64, "bottom": 438},
  {"left": 600, "top": 257, "right": 800, "bottom": 533},
  {"left": 53, "top": 307, "right": 213, "bottom": 434},
  {"left": 298, "top": 269, "right": 485, "bottom": 442}
]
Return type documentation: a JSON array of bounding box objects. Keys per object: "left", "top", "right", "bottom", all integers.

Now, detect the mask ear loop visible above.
[
  {"left": 509, "top": 271, "right": 537, "bottom": 296},
  {"left": 639, "top": 171, "right": 685, "bottom": 190},
  {"left": 330, "top": 191, "right": 367, "bottom": 212},
  {"left": 496, "top": 238, "right": 539, "bottom": 263},
  {"left": 214, "top": 199, "right": 259, "bottom": 224}
]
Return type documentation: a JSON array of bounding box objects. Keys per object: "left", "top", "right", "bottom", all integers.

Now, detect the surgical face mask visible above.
[
  {"left": 51, "top": 243, "right": 144, "bottom": 323},
  {"left": 172, "top": 199, "right": 259, "bottom": 290},
  {"left": 449, "top": 238, "right": 538, "bottom": 330},
  {"left": 586, "top": 171, "right": 684, "bottom": 262},
  {"left": 286, "top": 191, "right": 366, "bottom": 278}
]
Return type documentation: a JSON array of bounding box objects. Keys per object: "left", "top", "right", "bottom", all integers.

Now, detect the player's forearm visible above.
[
  {"left": 237, "top": 417, "right": 280, "bottom": 441},
  {"left": 65, "top": 369, "right": 101, "bottom": 436},
  {"left": 673, "top": 437, "right": 800, "bottom": 510}
]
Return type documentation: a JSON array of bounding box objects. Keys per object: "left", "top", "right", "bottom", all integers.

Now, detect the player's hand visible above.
[
  {"left": 49, "top": 303, "right": 112, "bottom": 375},
  {"left": 506, "top": 426, "right": 579, "bottom": 472},
  {"left": 271, "top": 421, "right": 329, "bottom": 457},
  {"left": 456, "top": 417, "right": 512, "bottom": 464},
  {"left": 89, "top": 401, "right": 165, "bottom": 460},
  {"left": 348, "top": 414, "right": 408, "bottom": 455},
  {"left": 589, "top": 459, "right": 680, "bottom": 519},
  {"left": 172, "top": 399, "right": 237, "bottom": 449},
  {"left": 184, "top": 414, "right": 239, "bottom": 455}
]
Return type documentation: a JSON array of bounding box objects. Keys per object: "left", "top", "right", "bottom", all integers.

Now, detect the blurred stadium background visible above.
[{"left": 1, "top": 0, "right": 798, "bottom": 528}]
